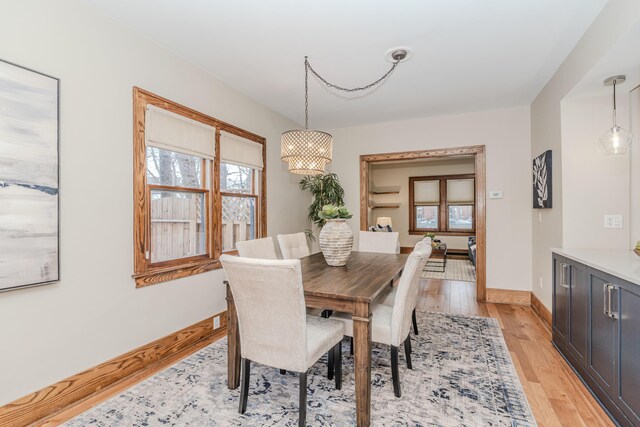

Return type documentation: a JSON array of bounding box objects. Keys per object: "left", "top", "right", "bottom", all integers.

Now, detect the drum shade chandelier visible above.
[
  {"left": 281, "top": 48, "right": 411, "bottom": 174},
  {"left": 599, "top": 75, "right": 632, "bottom": 155}
]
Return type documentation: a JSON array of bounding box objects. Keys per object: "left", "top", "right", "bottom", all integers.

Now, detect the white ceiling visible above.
[{"left": 85, "top": 0, "right": 608, "bottom": 128}]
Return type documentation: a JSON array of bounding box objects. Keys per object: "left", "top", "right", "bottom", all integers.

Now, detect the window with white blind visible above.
[
  {"left": 409, "top": 174, "right": 475, "bottom": 234},
  {"left": 220, "top": 132, "right": 264, "bottom": 252},
  {"left": 133, "top": 88, "right": 266, "bottom": 286}
]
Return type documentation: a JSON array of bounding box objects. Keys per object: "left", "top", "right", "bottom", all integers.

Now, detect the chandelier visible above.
[{"left": 281, "top": 49, "right": 410, "bottom": 174}]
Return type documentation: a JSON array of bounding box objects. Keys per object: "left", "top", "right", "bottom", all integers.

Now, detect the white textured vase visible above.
[{"left": 319, "top": 219, "right": 353, "bottom": 267}]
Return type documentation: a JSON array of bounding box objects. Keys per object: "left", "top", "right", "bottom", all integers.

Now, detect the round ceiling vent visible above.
[{"left": 385, "top": 46, "right": 414, "bottom": 63}]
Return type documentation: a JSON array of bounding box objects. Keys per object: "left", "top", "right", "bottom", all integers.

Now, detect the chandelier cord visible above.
[
  {"left": 612, "top": 79, "right": 617, "bottom": 126},
  {"left": 305, "top": 57, "right": 400, "bottom": 93},
  {"left": 303, "top": 56, "right": 401, "bottom": 129}
]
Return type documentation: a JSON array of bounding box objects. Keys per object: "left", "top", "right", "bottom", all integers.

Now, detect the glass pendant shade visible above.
[
  {"left": 599, "top": 125, "right": 632, "bottom": 155},
  {"left": 281, "top": 129, "right": 333, "bottom": 175}
]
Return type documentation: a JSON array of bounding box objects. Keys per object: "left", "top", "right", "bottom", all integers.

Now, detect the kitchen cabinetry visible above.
[{"left": 553, "top": 252, "right": 640, "bottom": 426}]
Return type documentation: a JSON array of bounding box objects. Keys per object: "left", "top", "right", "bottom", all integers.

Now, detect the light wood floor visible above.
[
  {"left": 41, "top": 279, "right": 613, "bottom": 426},
  {"left": 419, "top": 279, "right": 614, "bottom": 427}
]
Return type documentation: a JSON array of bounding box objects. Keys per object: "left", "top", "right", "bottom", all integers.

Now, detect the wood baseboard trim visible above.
[
  {"left": 0, "top": 311, "right": 227, "bottom": 427},
  {"left": 531, "top": 292, "right": 552, "bottom": 333},
  {"left": 486, "top": 288, "right": 531, "bottom": 306}
]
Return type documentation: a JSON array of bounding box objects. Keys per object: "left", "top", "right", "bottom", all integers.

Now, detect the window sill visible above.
[
  {"left": 409, "top": 230, "right": 475, "bottom": 237},
  {"left": 133, "top": 259, "right": 222, "bottom": 288}
]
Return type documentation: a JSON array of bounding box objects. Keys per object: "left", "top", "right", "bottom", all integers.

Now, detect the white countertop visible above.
[{"left": 552, "top": 248, "right": 640, "bottom": 286}]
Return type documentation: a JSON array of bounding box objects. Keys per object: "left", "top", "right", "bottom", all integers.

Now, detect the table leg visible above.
[
  {"left": 353, "top": 302, "right": 372, "bottom": 427},
  {"left": 225, "top": 283, "right": 241, "bottom": 389}
]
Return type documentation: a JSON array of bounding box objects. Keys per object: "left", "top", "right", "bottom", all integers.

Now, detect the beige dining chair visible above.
[
  {"left": 220, "top": 255, "right": 344, "bottom": 426},
  {"left": 381, "top": 240, "right": 432, "bottom": 335},
  {"left": 277, "top": 232, "right": 310, "bottom": 259},
  {"left": 236, "top": 236, "right": 278, "bottom": 259},
  {"left": 358, "top": 231, "right": 400, "bottom": 254},
  {"left": 332, "top": 248, "right": 430, "bottom": 398}
]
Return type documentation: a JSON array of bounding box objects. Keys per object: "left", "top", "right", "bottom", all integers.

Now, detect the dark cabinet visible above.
[
  {"left": 552, "top": 256, "right": 588, "bottom": 367},
  {"left": 553, "top": 253, "right": 640, "bottom": 427}
]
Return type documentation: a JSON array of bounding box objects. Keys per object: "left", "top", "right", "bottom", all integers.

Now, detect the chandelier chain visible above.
[{"left": 305, "top": 57, "right": 399, "bottom": 93}]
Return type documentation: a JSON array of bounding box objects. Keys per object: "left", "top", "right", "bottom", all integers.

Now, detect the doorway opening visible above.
[{"left": 359, "top": 145, "right": 486, "bottom": 302}]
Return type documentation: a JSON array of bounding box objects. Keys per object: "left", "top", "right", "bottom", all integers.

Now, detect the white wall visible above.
[
  {"left": 561, "top": 93, "right": 630, "bottom": 249},
  {"left": 328, "top": 105, "right": 532, "bottom": 292},
  {"left": 370, "top": 159, "right": 475, "bottom": 249},
  {"left": 0, "top": 0, "right": 308, "bottom": 405},
  {"left": 530, "top": 0, "right": 640, "bottom": 310}
]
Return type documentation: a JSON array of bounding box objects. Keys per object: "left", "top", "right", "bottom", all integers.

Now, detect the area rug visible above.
[
  {"left": 422, "top": 258, "right": 477, "bottom": 282},
  {"left": 64, "top": 312, "right": 536, "bottom": 426}
]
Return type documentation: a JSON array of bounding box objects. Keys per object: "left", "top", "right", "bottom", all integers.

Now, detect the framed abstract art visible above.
[
  {"left": 0, "top": 59, "right": 59, "bottom": 292},
  {"left": 532, "top": 150, "right": 552, "bottom": 209}
]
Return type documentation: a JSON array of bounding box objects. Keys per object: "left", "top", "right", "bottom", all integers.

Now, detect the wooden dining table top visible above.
[{"left": 299, "top": 251, "right": 408, "bottom": 302}]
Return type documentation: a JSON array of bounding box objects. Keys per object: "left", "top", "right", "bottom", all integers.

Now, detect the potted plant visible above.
[
  {"left": 318, "top": 204, "right": 354, "bottom": 266},
  {"left": 299, "top": 173, "right": 346, "bottom": 240}
]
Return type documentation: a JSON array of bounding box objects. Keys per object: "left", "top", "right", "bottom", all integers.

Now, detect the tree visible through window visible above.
[{"left": 221, "top": 163, "right": 259, "bottom": 252}]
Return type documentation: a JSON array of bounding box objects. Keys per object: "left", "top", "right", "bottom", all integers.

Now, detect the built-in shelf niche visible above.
[{"left": 369, "top": 185, "right": 401, "bottom": 195}]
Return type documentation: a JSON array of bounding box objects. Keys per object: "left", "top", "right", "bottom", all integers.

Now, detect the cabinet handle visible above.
[
  {"left": 603, "top": 283, "right": 610, "bottom": 316},
  {"left": 607, "top": 284, "right": 618, "bottom": 319},
  {"left": 560, "top": 263, "right": 570, "bottom": 288}
]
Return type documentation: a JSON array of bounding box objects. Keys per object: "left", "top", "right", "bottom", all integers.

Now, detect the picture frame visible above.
[
  {"left": 0, "top": 58, "right": 60, "bottom": 292},
  {"left": 532, "top": 150, "right": 552, "bottom": 209}
]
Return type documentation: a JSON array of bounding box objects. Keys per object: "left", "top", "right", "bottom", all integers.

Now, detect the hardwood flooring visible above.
[
  {"left": 39, "top": 279, "right": 613, "bottom": 426},
  {"left": 419, "top": 279, "right": 614, "bottom": 427}
]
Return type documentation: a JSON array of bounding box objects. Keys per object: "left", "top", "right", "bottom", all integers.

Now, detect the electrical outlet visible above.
[
  {"left": 539, "top": 277, "right": 543, "bottom": 289},
  {"left": 213, "top": 316, "right": 221, "bottom": 329},
  {"left": 604, "top": 214, "right": 623, "bottom": 229}
]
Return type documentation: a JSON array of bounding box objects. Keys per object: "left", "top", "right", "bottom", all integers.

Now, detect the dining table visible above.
[{"left": 224, "top": 250, "right": 408, "bottom": 427}]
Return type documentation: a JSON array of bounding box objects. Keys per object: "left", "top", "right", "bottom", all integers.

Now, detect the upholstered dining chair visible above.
[
  {"left": 381, "top": 240, "right": 432, "bottom": 335},
  {"left": 358, "top": 231, "right": 400, "bottom": 254},
  {"left": 332, "top": 248, "right": 430, "bottom": 398},
  {"left": 277, "top": 232, "right": 310, "bottom": 259},
  {"left": 236, "top": 236, "right": 278, "bottom": 259},
  {"left": 220, "top": 255, "right": 344, "bottom": 426}
]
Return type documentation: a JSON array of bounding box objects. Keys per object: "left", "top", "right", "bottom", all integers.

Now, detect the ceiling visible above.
[{"left": 85, "top": 0, "right": 608, "bottom": 128}]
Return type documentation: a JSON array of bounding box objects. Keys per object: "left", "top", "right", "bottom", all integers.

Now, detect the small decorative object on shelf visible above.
[
  {"left": 634, "top": 241, "right": 640, "bottom": 257},
  {"left": 318, "top": 205, "right": 353, "bottom": 266}
]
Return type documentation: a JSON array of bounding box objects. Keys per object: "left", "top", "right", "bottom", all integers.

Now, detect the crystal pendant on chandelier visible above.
[{"left": 599, "top": 125, "right": 632, "bottom": 155}]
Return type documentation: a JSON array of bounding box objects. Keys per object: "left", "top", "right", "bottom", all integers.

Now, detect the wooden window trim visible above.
[
  {"left": 408, "top": 173, "right": 476, "bottom": 235},
  {"left": 133, "top": 87, "right": 267, "bottom": 287}
]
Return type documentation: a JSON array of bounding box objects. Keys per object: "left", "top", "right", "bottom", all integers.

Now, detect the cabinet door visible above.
[
  {"left": 588, "top": 272, "right": 617, "bottom": 395},
  {"left": 617, "top": 283, "right": 640, "bottom": 425},
  {"left": 553, "top": 256, "right": 569, "bottom": 341},
  {"left": 568, "top": 261, "right": 587, "bottom": 365}
]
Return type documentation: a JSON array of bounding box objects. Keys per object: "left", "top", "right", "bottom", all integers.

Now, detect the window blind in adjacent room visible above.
[
  {"left": 446, "top": 179, "right": 474, "bottom": 203},
  {"left": 414, "top": 180, "right": 439, "bottom": 205}
]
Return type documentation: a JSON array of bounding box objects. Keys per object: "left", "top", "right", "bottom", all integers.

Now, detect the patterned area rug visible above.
[
  {"left": 422, "top": 259, "right": 477, "bottom": 282},
  {"left": 64, "top": 312, "right": 536, "bottom": 426}
]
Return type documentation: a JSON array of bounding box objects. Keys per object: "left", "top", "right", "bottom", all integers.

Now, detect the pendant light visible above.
[
  {"left": 281, "top": 49, "right": 411, "bottom": 175},
  {"left": 599, "top": 75, "right": 633, "bottom": 155}
]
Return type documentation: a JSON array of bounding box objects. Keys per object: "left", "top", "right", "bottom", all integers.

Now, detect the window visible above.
[
  {"left": 409, "top": 174, "right": 475, "bottom": 234},
  {"left": 133, "top": 88, "right": 266, "bottom": 286}
]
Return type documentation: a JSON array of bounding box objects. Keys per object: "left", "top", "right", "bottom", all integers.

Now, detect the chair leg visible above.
[
  {"left": 412, "top": 309, "right": 419, "bottom": 335},
  {"left": 334, "top": 341, "right": 342, "bottom": 390},
  {"left": 390, "top": 346, "right": 401, "bottom": 398},
  {"left": 350, "top": 336, "right": 354, "bottom": 355},
  {"left": 239, "top": 358, "right": 251, "bottom": 414},
  {"left": 299, "top": 371, "right": 308, "bottom": 427},
  {"left": 328, "top": 346, "right": 334, "bottom": 380},
  {"left": 280, "top": 369, "right": 286, "bottom": 375},
  {"left": 404, "top": 337, "right": 413, "bottom": 370}
]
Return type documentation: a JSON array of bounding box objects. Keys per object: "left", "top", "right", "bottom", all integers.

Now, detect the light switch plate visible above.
[
  {"left": 604, "top": 214, "right": 623, "bottom": 229},
  {"left": 489, "top": 191, "right": 503, "bottom": 199}
]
